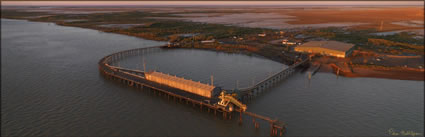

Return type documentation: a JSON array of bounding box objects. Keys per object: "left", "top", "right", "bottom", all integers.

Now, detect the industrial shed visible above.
[
  {"left": 145, "top": 71, "right": 216, "bottom": 98},
  {"left": 294, "top": 41, "right": 355, "bottom": 58}
]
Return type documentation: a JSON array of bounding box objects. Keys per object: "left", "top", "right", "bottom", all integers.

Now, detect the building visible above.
[
  {"left": 145, "top": 71, "right": 217, "bottom": 98},
  {"left": 167, "top": 42, "right": 180, "bottom": 47},
  {"left": 282, "top": 39, "right": 297, "bottom": 45},
  {"left": 282, "top": 39, "right": 302, "bottom": 46},
  {"left": 294, "top": 41, "right": 355, "bottom": 58},
  {"left": 201, "top": 39, "right": 216, "bottom": 43},
  {"left": 258, "top": 33, "right": 266, "bottom": 37}
]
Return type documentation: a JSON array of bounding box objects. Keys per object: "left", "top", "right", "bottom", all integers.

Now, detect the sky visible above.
[{"left": 1, "top": 1, "right": 424, "bottom": 6}]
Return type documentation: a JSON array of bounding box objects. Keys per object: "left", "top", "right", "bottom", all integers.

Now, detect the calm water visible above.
[
  {"left": 2, "top": 19, "right": 424, "bottom": 136},
  {"left": 112, "top": 48, "right": 285, "bottom": 89}
]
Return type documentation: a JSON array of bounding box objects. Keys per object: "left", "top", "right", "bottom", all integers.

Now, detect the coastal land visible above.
[{"left": 2, "top": 6, "right": 423, "bottom": 80}]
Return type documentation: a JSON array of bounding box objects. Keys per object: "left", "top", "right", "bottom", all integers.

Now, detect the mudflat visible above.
[{"left": 284, "top": 7, "right": 424, "bottom": 31}]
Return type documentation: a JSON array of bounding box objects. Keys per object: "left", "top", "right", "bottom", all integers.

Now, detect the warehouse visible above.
[
  {"left": 145, "top": 71, "right": 217, "bottom": 98},
  {"left": 294, "top": 41, "right": 355, "bottom": 58}
]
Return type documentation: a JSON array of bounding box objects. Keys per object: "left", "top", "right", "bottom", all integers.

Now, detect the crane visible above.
[{"left": 217, "top": 91, "right": 247, "bottom": 112}]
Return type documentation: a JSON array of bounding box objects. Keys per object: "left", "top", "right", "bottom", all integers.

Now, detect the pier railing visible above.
[{"left": 237, "top": 55, "right": 309, "bottom": 100}]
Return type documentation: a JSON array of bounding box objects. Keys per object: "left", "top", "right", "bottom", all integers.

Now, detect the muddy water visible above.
[{"left": 2, "top": 19, "right": 423, "bottom": 136}]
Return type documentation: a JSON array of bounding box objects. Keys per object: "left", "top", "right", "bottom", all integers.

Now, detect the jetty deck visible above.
[{"left": 98, "top": 46, "right": 308, "bottom": 136}]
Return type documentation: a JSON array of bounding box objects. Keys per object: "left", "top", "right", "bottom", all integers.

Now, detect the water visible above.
[
  {"left": 2, "top": 19, "right": 424, "bottom": 136},
  {"left": 250, "top": 73, "right": 424, "bottom": 136},
  {"left": 113, "top": 48, "right": 285, "bottom": 89}
]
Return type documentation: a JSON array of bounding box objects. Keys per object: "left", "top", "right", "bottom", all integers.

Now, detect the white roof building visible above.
[{"left": 294, "top": 41, "right": 355, "bottom": 58}]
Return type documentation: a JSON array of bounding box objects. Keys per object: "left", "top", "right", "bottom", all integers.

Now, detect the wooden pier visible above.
[{"left": 98, "top": 46, "right": 299, "bottom": 136}]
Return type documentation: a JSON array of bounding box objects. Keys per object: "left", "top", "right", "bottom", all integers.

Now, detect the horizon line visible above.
[{"left": 1, "top": 1, "right": 424, "bottom": 6}]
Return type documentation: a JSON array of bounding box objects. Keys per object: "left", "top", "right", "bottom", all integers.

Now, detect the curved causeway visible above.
[{"left": 98, "top": 46, "right": 309, "bottom": 136}]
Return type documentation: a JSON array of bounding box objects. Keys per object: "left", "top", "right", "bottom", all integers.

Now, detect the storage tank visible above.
[{"left": 145, "top": 71, "right": 216, "bottom": 98}]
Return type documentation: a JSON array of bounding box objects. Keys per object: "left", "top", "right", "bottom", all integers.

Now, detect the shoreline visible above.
[
  {"left": 2, "top": 17, "right": 423, "bottom": 81},
  {"left": 321, "top": 63, "right": 424, "bottom": 81}
]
